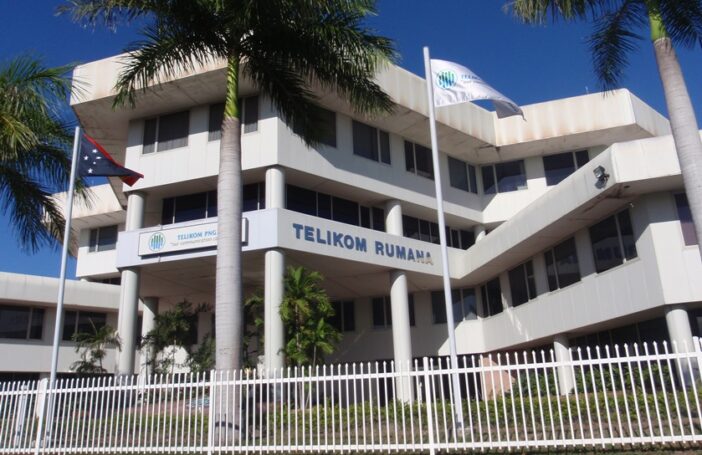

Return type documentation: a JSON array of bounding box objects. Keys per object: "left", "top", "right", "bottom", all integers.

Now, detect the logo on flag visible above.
[
  {"left": 436, "top": 70, "right": 457, "bottom": 89},
  {"left": 78, "top": 134, "right": 143, "bottom": 186},
  {"left": 430, "top": 59, "right": 524, "bottom": 119}
]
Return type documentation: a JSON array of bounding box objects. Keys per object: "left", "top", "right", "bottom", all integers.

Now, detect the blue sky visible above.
[{"left": 1, "top": 1, "right": 701, "bottom": 278}]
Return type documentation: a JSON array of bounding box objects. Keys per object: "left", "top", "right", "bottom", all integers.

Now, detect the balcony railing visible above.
[{"left": 2, "top": 340, "right": 702, "bottom": 454}]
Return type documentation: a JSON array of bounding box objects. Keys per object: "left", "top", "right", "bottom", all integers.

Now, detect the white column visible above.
[
  {"left": 117, "top": 191, "right": 146, "bottom": 376},
  {"left": 140, "top": 297, "right": 158, "bottom": 376},
  {"left": 474, "top": 225, "right": 487, "bottom": 243},
  {"left": 666, "top": 304, "right": 694, "bottom": 352},
  {"left": 264, "top": 167, "right": 286, "bottom": 373},
  {"left": 385, "top": 200, "right": 413, "bottom": 401},
  {"left": 264, "top": 249, "right": 286, "bottom": 372},
  {"left": 553, "top": 334, "right": 574, "bottom": 395}
]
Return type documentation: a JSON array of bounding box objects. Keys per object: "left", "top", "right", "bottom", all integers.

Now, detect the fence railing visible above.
[{"left": 2, "top": 339, "right": 702, "bottom": 454}]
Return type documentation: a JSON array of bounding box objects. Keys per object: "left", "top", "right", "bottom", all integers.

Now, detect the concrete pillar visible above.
[
  {"left": 385, "top": 200, "right": 413, "bottom": 400},
  {"left": 264, "top": 167, "right": 286, "bottom": 373},
  {"left": 265, "top": 166, "right": 286, "bottom": 209},
  {"left": 553, "top": 334, "right": 574, "bottom": 395},
  {"left": 117, "top": 191, "right": 146, "bottom": 376},
  {"left": 665, "top": 304, "right": 694, "bottom": 352},
  {"left": 264, "top": 248, "right": 286, "bottom": 372},
  {"left": 140, "top": 297, "right": 158, "bottom": 376},
  {"left": 474, "top": 225, "right": 487, "bottom": 243}
]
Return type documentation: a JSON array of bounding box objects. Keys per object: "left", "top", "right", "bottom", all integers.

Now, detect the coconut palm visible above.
[
  {"left": 61, "top": 0, "right": 395, "bottom": 372},
  {"left": 508, "top": 0, "right": 702, "bottom": 260},
  {"left": 0, "top": 55, "right": 79, "bottom": 252}
]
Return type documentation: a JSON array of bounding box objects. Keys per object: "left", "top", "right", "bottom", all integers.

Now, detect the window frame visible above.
[
  {"left": 448, "top": 156, "right": 478, "bottom": 194},
  {"left": 352, "top": 120, "right": 391, "bottom": 165},
  {"left": 544, "top": 237, "right": 581, "bottom": 291},
  {"left": 371, "top": 296, "right": 414, "bottom": 329},
  {"left": 331, "top": 300, "right": 355, "bottom": 332},
  {"left": 0, "top": 305, "right": 44, "bottom": 340},
  {"left": 508, "top": 260, "right": 537, "bottom": 307},
  {"left": 589, "top": 209, "right": 638, "bottom": 274},
  {"left": 88, "top": 225, "right": 119, "bottom": 253},
  {"left": 404, "top": 141, "right": 434, "bottom": 180},
  {"left": 542, "top": 150, "right": 590, "bottom": 186},
  {"left": 62, "top": 310, "right": 108, "bottom": 342},
  {"left": 142, "top": 110, "right": 190, "bottom": 154},
  {"left": 480, "top": 160, "right": 527, "bottom": 194}
]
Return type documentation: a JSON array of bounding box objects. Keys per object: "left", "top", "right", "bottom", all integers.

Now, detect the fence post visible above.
[
  {"left": 207, "top": 370, "right": 216, "bottom": 455},
  {"left": 33, "top": 378, "right": 48, "bottom": 455},
  {"left": 13, "top": 384, "right": 29, "bottom": 447},
  {"left": 422, "top": 358, "right": 435, "bottom": 455}
]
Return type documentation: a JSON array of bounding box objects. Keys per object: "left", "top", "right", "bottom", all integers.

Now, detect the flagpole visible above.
[
  {"left": 49, "top": 125, "right": 81, "bottom": 387},
  {"left": 423, "top": 46, "right": 464, "bottom": 427}
]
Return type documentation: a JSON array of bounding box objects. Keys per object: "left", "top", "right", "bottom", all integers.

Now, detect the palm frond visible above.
[
  {"left": 658, "top": 0, "right": 702, "bottom": 48},
  {"left": 508, "top": 0, "right": 615, "bottom": 23},
  {"left": 588, "top": 0, "right": 645, "bottom": 90},
  {"left": 56, "top": 0, "right": 163, "bottom": 30}
]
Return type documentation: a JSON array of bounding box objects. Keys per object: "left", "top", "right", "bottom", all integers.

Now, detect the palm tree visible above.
[
  {"left": 280, "top": 266, "right": 340, "bottom": 368},
  {"left": 71, "top": 322, "right": 121, "bottom": 374},
  {"left": 0, "top": 55, "right": 80, "bottom": 252},
  {"left": 61, "top": 0, "right": 395, "bottom": 372},
  {"left": 508, "top": 1, "right": 702, "bottom": 261}
]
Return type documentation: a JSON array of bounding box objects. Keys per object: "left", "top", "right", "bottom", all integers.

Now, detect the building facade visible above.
[{"left": 2, "top": 54, "right": 702, "bottom": 379}]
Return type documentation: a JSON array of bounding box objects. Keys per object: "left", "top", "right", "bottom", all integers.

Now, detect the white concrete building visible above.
[{"left": 2, "top": 54, "right": 702, "bottom": 381}]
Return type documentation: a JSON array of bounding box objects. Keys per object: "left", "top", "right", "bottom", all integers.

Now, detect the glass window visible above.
[
  {"left": 481, "top": 165, "right": 496, "bottom": 194},
  {"left": 0, "top": 306, "right": 32, "bottom": 339},
  {"left": 62, "top": 310, "right": 107, "bottom": 341},
  {"left": 543, "top": 150, "right": 590, "bottom": 186},
  {"left": 468, "top": 164, "right": 478, "bottom": 194},
  {"left": 456, "top": 288, "right": 477, "bottom": 321},
  {"left": 331, "top": 301, "right": 355, "bottom": 332},
  {"left": 372, "top": 207, "right": 385, "bottom": 232},
  {"left": 242, "top": 183, "right": 262, "bottom": 212},
  {"left": 481, "top": 278, "right": 503, "bottom": 317},
  {"left": 372, "top": 297, "right": 391, "bottom": 328},
  {"left": 403, "top": 216, "right": 420, "bottom": 240},
  {"left": 208, "top": 103, "right": 225, "bottom": 141},
  {"left": 405, "top": 141, "right": 433, "bottom": 179},
  {"left": 287, "top": 185, "right": 317, "bottom": 216},
  {"left": 431, "top": 291, "right": 447, "bottom": 324},
  {"left": 242, "top": 96, "right": 259, "bottom": 134},
  {"left": 157, "top": 111, "right": 189, "bottom": 151},
  {"left": 545, "top": 237, "right": 581, "bottom": 291},
  {"left": 332, "top": 196, "right": 359, "bottom": 226},
  {"left": 174, "top": 192, "right": 208, "bottom": 223},
  {"left": 162, "top": 197, "right": 175, "bottom": 225},
  {"left": 207, "top": 190, "right": 218, "bottom": 217},
  {"left": 543, "top": 152, "right": 576, "bottom": 186},
  {"left": 317, "top": 193, "right": 332, "bottom": 219},
  {"left": 88, "top": 225, "right": 118, "bottom": 252},
  {"left": 460, "top": 230, "right": 475, "bottom": 250},
  {"left": 589, "top": 209, "right": 637, "bottom": 273},
  {"left": 318, "top": 108, "right": 336, "bottom": 147},
  {"left": 360, "top": 206, "right": 371, "bottom": 229},
  {"left": 143, "top": 118, "right": 157, "bottom": 154},
  {"left": 508, "top": 261, "right": 537, "bottom": 307},
  {"left": 495, "top": 160, "right": 526, "bottom": 192},
  {"left": 29, "top": 308, "right": 44, "bottom": 339},
  {"left": 675, "top": 193, "right": 698, "bottom": 246},
  {"left": 353, "top": 121, "right": 378, "bottom": 161},
  {"left": 448, "top": 156, "right": 469, "bottom": 191},
  {"left": 353, "top": 121, "right": 390, "bottom": 164}
]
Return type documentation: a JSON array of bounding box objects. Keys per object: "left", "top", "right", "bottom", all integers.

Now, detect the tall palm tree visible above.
[
  {"left": 62, "top": 0, "right": 394, "bottom": 372},
  {"left": 508, "top": 0, "right": 702, "bottom": 261},
  {"left": 0, "top": 55, "right": 79, "bottom": 252}
]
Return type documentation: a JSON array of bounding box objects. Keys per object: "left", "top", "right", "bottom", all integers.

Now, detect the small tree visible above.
[
  {"left": 71, "top": 322, "right": 121, "bottom": 374},
  {"left": 140, "top": 300, "right": 209, "bottom": 374},
  {"left": 280, "top": 266, "right": 340, "bottom": 368}
]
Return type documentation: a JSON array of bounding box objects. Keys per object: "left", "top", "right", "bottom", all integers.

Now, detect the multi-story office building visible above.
[{"left": 2, "top": 53, "right": 701, "bottom": 378}]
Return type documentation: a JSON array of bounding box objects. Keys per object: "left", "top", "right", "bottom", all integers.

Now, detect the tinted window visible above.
[
  {"left": 482, "top": 278, "right": 503, "bottom": 317},
  {"left": 431, "top": 291, "right": 447, "bottom": 324},
  {"left": 174, "top": 192, "right": 208, "bottom": 223},
  {"left": 352, "top": 121, "right": 378, "bottom": 161},
  {"left": 158, "top": 111, "right": 189, "bottom": 151},
  {"left": 449, "top": 156, "right": 469, "bottom": 191},
  {"left": 590, "top": 215, "right": 622, "bottom": 273},
  {"left": 287, "top": 185, "right": 317, "bottom": 216},
  {"left": 208, "top": 103, "right": 225, "bottom": 141},
  {"left": 675, "top": 193, "right": 698, "bottom": 245},
  {"left": 242, "top": 96, "right": 259, "bottom": 133},
  {"left": 143, "top": 118, "right": 157, "bottom": 154},
  {"left": 481, "top": 166, "right": 496, "bottom": 194},
  {"left": 495, "top": 160, "right": 526, "bottom": 192},
  {"left": 0, "top": 306, "right": 31, "bottom": 339},
  {"left": 543, "top": 152, "right": 576, "bottom": 186},
  {"left": 553, "top": 237, "right": 581, "bottom": 288},
  {"left": 332, "top": 196, "right": 359, "bottom": 226}
]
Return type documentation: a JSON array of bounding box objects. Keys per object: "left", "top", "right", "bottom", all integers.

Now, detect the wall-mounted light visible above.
[{"left": 593, "top": 165, "right": 609, "bottom": 188}]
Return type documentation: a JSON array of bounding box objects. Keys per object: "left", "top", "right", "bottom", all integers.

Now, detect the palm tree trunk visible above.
[
  {"left": 216, "top": 54, "right": 243, "bottom": 372},
  {"left": 650, "top": 19, "right": 702, "bottom": 262}
]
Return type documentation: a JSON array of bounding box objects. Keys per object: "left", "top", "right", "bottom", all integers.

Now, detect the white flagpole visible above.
[
  {"left": 423, "top": 46, "right": 464, "bottom": 427},
  {"left": 35, "top": 126, "right": 80, "bottom": 450},
  {"left": 49, "top": 125, "right": 81, "bottom": 387}
]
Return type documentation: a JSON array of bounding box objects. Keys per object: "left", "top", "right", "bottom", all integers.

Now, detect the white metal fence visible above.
[{"left": 2, "top": 340, "right": 702, "bottom": 454}]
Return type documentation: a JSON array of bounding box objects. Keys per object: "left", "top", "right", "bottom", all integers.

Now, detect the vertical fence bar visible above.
[{"left": 422, "top": 358, "right": 435, "bottom": 455}]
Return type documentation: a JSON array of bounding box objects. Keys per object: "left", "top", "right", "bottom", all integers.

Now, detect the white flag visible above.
[{"left": 430, "top": 59, "right": 523, "bottom": 119}]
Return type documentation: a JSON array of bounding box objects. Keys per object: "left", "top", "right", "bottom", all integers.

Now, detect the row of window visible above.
[
  {"left": 287, "top": 185, "right": 385, "bottom": 231},
  {"left": 0, "top": 306, "right": 109, "bottom": 342},
  {"left": 402, "top": 215, "right": 475, "bottom": 250},
  {"left": 160, "top": 183, "right": 265, "bottom": 226},
  {"left": 141, "top": 101, "right": 591, "bottom": 196}
]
